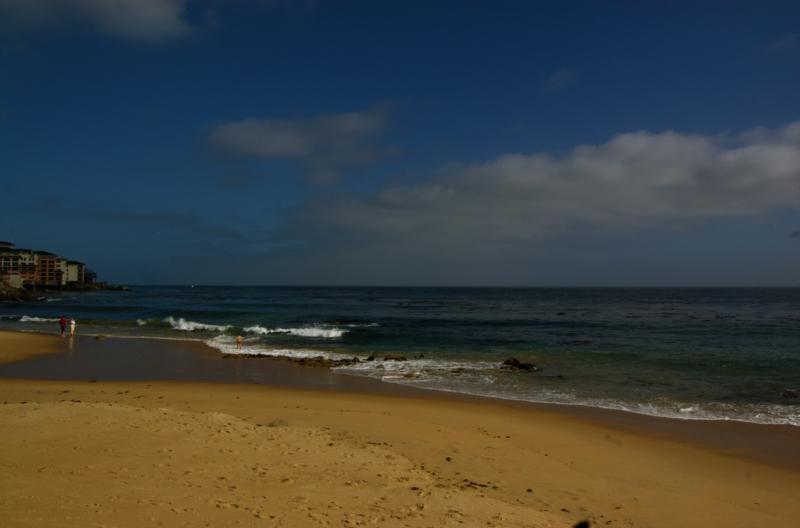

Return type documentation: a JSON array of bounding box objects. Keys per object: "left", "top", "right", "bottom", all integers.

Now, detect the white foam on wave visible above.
[
  {"left": 136, "top": 319, "right": 147, "bottom": 326},
  {"left": 244, "top": 324, "right": 347, "bottom": 338},
  {"left": 336, "top": 357, "right": 497, "bottom": 381},
  {"left": 333, "top": 357, "right": 800, "bottom": 427},
  {"left": 163, "top": 316, "right": 232, "bottom": 332},
  {"left": 526, "top": 395, "right": 800, "bottom": 427},
  {"left": 202, "top": 332, "right": 800, "bottom": 428},
  {"left": 205, "top": 335, "right": 340, "bottom": 359},
  {"left": 18, "top": 315, "right": 60, "bottom": 323},
  {"left": 339, "top": 363, "right": 800, "bottom": 427}
]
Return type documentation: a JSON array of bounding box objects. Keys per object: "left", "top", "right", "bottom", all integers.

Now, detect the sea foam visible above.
[
  {"left": 244, "top": 325, "right": 347, "bottom": 338},
  {"left": 19, "top": 315, "right": 60, "bottom": 323},
  {"left": 163, "top": 316, "right": 231, "bottom": 332},
  {"left": 205, "top": 335, "right": 338, "bottom": 359}
]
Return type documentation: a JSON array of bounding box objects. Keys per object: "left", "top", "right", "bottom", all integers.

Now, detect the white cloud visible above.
[
  {"left": 290, "top": 122, "right": 800, "bottom": 249},
  {"left": 0, "top": 0, "right": 191, "bottom": 41},
  {"left": 209, "top": 105, "right": 393, "bottom": 183}
]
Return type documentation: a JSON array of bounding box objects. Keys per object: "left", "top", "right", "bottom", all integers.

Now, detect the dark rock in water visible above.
[
  {"left": 781, "top": 389, "right": 798, "bottom": 399},
  {"left": 366, "top": 355, "right": 375, "bottom": 361},
  {"left": 501, "top": 357, "right": 537, "bottom": 371},
  {"left": 0, "top": 281, "right": 31, "bottom": 302},
  {"left": 222, "top": 353, "right": 359, "bottom": 368},
  {"left": 415, "top": 354, "right": 425, "bottom": 359},
  {"left": 94, "top": 335, "right": 106, "bottom": 340},
  {"left": 105, "top": 284, "right": 131, "bottom": 291},
  {"left": 294, "top": 356, "right": 361, "bottom": 368},
  {"left": 296, "top": 356, "right": 331, "bottom": 368},
  {"left": 383, "top": 354, "right": 407, "bottom": 361}
]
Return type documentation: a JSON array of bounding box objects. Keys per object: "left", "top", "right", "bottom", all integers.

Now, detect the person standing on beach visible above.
[
  {"left": 69, "top": 318, "right": 76, "bottom": 337},
  {"left": 59, "top": 316, "right": 67, "bottom": 337},
  {"left": 236, "top": 335, "right": 243, "bottom": 349}
]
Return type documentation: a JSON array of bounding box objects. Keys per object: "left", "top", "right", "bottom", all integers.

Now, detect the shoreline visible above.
[
  {"left": 6, "top": 325, "right": 799, "bottom": 427},
  {"left": 1, "top": 330, "right": 799, "bottom": 526},
  {"left": 2, "top": 330, "right": 799, "bottom": 473}
]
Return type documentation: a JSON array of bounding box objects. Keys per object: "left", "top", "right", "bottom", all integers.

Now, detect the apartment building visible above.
[
  {"left": 66, "top": 261, "right": 85, "bottom": 284},
  {"left": 0, "top": 241, "right": 94, "bottom": 288}
]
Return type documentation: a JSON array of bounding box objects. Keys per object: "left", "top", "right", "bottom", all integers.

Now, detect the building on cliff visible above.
[{"left": 0, "top": 242, "right": 95, "bottom": 289}]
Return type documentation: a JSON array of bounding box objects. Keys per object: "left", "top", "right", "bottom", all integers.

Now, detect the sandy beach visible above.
[
  {"left": 1, "top": 331, "right": 799, "bottom": 528},
  {"left": 6, "top": 2, "right": 800, "bottom": 526}
]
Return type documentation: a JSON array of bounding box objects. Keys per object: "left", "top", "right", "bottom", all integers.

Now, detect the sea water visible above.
[{"left": 2, "top": 286, "right": 798, "bottom": 425}]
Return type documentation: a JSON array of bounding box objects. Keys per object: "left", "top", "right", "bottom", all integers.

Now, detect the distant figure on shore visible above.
[
  {"left": 59, "top": 316, "right": 67, "bottom": 337},
  {"left": 69, "top": 318, "right": 76, "bottom": 337},
  {"left": 236, "top": 335, "right": 243, "bottom": 350}
]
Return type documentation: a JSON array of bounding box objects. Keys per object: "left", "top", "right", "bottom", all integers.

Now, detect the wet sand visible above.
[
  {"left": 2, "top": 332, "right": 799, "bottom": 471},
  {"left": 1, "top": 331, "right": 799, "bottom": 527},
  {"left": 0, "top": 330, "right": 62, "bottom": 364}
]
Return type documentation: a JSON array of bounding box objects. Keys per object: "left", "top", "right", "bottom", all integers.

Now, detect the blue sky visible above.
[{"left": 1, "top": 0, "right": 799, "bottom": 285}]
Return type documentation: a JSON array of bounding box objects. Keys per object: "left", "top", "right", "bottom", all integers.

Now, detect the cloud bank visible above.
[
  {"left": 35, "top": 122, "right": 799, "bottom": 285},
  {"left": 0, "top": 0, "right": 191, "bottom": 41},
  {"left": 209, "top": 105, "right": 394, "bottom": 183},
  {"left": 288, "top": 121, "right": 800, "bottom": 252}
]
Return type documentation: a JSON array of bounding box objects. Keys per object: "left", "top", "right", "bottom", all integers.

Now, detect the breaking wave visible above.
[
  {"left": 205, "top": 335, "right": 338, "bottom": 359},
  {"left": 243, "top": 324, "right": 347, "bottom": 338},
  {"left": 21, "top": 315, "right": 61, "bottom": 323},
  {"left": 163, "top": 316, "right": 232, "bottom": 332},
  {"left": 336, "top": 361, "right": 800, "bottom": 427}
]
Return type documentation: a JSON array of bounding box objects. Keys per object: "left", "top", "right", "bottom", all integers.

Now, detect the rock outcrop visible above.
[
  {"left": 500, "top": 357, "right": 537, "bottom": 371},
  {"left": 222, "top": 354, "right": 360, "bottom": 368},
  {"left": 0, "top": 281, "right": 30, "bottom": 302}
]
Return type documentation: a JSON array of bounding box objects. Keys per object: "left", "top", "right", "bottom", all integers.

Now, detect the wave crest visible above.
[
  {"left": 206, "top": 336, "right": 336, "bottom": 359},
  {"left": 244, "top": 325, "right": 347, "bottom": 338},
  {"left": 19, "top": 315, "right": 60, "bottom": 323},
  {"left": 163, "top": 316, "right": 231, "bottom": 332}
]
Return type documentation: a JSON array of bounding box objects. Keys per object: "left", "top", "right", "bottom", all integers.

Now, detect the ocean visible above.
[{"left": 1, "top": 286, "right": 798, "bottom": 426}]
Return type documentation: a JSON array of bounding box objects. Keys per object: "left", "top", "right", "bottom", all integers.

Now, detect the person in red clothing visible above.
[{"left": 59, "top": 316, "right": 67, "bottom": 337}]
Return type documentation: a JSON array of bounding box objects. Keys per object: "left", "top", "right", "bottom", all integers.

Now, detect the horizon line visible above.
[{"left": 117, "top": 284, "right": 800, "bottom": 289}]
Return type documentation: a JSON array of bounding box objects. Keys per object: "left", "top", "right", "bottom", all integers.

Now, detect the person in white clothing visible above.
[{"left": 69, "top": 318, "right": 76, "bottom": 337}]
